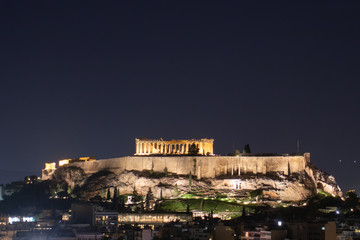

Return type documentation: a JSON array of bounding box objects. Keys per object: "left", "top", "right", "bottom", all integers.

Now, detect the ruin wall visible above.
[{"left": 71, "top": 154, "right": 308, "bottom": 179}]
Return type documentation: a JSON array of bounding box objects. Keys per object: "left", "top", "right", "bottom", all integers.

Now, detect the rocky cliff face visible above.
[
  {"left": 50, "top": 163, "right": 342, "bottom": 202},
  {"left": 213, "top": 172, "right": 318, "bottom": 201},
  {"left": 305, "top": 163, "right": 342, "bottom": 197}
]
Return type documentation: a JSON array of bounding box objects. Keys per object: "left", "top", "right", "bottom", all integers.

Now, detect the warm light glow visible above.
[
  {"left": 59, "top": 159, "right": 70, "bottom": 166},
  {"left": 45, "top": 162, "right": 56, "bottom": 170},
  {"left": 135, "top": 138, "right": 214, "bottom": 156},
  {"left": 79, "top": 157, "right": 95, "bottom": 161},
  {"left": 62, "top": 213, "right": 70, "bottom": 221}
]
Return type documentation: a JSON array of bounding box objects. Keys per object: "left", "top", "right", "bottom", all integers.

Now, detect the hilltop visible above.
[{"left": 50, "top": 160, "right": 341, "bottom": 204}]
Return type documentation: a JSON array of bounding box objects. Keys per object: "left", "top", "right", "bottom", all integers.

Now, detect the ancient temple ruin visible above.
[
  {"left": 135, "top": 138, "right": 214, "bottom": 155},
  {"left": 43, "top": 138, "right": 311, "bottom": 183}
]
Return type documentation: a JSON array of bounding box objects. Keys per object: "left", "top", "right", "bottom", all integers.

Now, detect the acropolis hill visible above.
[{"left": 42, "top": 138, "right": 342, "bottom": 202}]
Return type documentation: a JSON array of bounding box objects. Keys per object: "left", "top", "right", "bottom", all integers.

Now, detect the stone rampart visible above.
[{"left": 70, "top": 154, "right": 308, "bottom": 179}]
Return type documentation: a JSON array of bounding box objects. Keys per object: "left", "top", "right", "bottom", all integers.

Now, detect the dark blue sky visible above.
[{"left": 1, "top": 1, "right": 360, "bottom": 192}]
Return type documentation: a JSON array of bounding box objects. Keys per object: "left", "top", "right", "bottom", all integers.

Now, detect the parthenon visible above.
[{"left": 135, "top": 138, "right": 214, "bottom": 155}]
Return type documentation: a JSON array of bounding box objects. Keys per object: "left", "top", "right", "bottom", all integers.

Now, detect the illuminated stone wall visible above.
[
  {"left": 117, "top": 213, "right": 192, "bottom": 224},
  {"left": 70, "top": 154, "right": 308, "bottom": 179},
  {"left": 135, "top": 138, "right": 214, "bottom": 155}
]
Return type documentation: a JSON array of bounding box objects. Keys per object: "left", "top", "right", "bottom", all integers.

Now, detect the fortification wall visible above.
[{"left": 71, "top": 154, "right": 308, "bottom": 179}]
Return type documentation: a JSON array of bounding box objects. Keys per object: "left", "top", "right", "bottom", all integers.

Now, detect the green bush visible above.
[{"left": 249, "top": 189, "right": 263, "bottom": 199}]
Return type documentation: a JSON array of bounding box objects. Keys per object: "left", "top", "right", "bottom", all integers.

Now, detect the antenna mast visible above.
[{"left": 297, "top": 139, "right": 300, "bottom": 153}]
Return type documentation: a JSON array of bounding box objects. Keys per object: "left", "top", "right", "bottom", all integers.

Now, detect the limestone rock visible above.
[
  {"left": 50, "top": 164, "right": 342, "bottom": 202},
  {"left": 305, "top": 163, "right": 342, "bottom": 197},
  {"left": 51, "top": 166, "right": 87, "bottom": 189},
  {"left": 211, "top": 172, "right": 317, "bottom": 201}
]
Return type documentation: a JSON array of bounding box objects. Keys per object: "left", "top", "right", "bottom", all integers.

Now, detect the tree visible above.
[
  {"left": 344, "top": 191, "right": 359, "bottom": 211},
  {"left": 249, "top": 189, "right": 263, "bottom": 201},
  {"left": 116, "top": 187, "right": 120, "bottom": 198},
  {"left": 100, "top": 188, "right": 105, "bottom": 198},
  {"left": 67, "top": 186, "right": 72, "bottom": 195},
  {"left": 51, "top": 188, "right": 56, "bottom": 198},
  {"left": 91, "top": 195, "right": 103, "bottom": 202},
  {"left": 243, "top": 144, "right": 251, "bottom": 154},
  {"left": 132, "top": 186, "right": 142, "bottom": 203},
  {"left": 145, "top": 188, "right": 154, "bottom": 211},
  {"left": 188, "top": 143, "right": 199, "bottom": 156},
  {"left": 346, "top": 190, "right": 358, "bottom": 200},
  {"left": 174, "top": 184, "right": 179, "bottom": 197},
  {"left": 106, "top": 188, "right": 111, "bottom": 200},
  {"left": 57, "top": 190, "right": 68, "bottom": 199},
  {"left": 242, "top": 206, "right": 246, "bottom": 217},
  {"left": 118, "top": 195, "right": 125, "bottom": 211},
  {"left": 112, "top": 187, "right": 118, "bottom": 203},
  {"left": 199, "top": 199, "right": 204, "bottom": 210},
  {"left": 164, "top": 167, "right": 168, "bottom": 176}
]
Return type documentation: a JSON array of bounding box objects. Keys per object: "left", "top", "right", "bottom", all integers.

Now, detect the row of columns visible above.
[{"left": 136, "top": 142, "right": 201, "bottom": 155}]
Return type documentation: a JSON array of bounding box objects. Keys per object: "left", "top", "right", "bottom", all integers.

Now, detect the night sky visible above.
[{"left": 1, "top": 1, "right": 360, "bottom": 193}]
